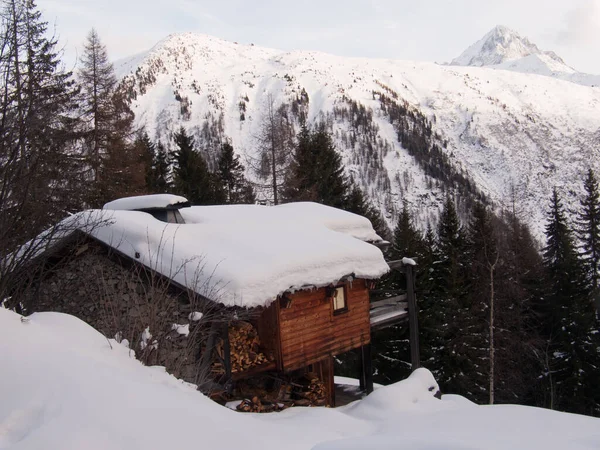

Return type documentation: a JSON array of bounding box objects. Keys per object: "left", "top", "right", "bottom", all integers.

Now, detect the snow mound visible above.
[
  {"left": 1, "top": 308, "right": 599, "bottom": 450},
  {"left": 345, "top": 368, "right": 441, "bottom": 419},
  {"left": 103, "top": 194, "right": 189, "bottom": 210}
]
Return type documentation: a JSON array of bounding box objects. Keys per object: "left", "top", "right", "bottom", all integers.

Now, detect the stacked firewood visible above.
[
  {"left": 229, "top": 322, "right": 269, "bottom": 373},
  {"left": 236, "top": 396, "right": 284, "bottom": 413},
  {"left": 212, "top": 321, "right": 269, "bottom": 375},
  {"left": 291, "top": 373, "right": 328, "bottom": 407}
]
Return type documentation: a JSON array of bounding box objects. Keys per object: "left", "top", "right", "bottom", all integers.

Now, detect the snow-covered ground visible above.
[{"left": 1, "top": 307, "right": 599, "bottom": 450}]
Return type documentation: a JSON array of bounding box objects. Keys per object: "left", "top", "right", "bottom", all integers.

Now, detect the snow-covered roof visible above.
[
  {"left": 45, "top": 202, "right": 388, "bottom": 308},
  {"left": 103, "top": 194, "right": 189, "bottom": 210}
]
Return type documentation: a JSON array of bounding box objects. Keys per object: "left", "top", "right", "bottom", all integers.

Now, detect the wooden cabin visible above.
[{"left": 12, "top": 195, "right": 416, "bottom": 409}]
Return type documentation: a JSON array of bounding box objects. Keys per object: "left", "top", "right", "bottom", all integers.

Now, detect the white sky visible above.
[{"left": 41, "top": 0, "right": 600, "bottom": 74}]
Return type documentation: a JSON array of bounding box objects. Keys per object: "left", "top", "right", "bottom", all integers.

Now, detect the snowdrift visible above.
[{"left": 1, "top": 307, "right": 599, "bottom": 450}]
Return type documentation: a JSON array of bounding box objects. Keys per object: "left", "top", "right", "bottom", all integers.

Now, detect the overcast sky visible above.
[{"left": 41, "top": 0, "right": 600, "bottom": 74}]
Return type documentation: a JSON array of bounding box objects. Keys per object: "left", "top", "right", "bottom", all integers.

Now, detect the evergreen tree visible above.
[
  {"left": 435, "top": 195, "right": 471, "bottom": 398},
  {"left": 217, "top": 142, "right": 255, "bottom": 204},
  {"left": 255, "top": 96, "right": 294, "bottom": 204},
  {"left": 578, "top": 169, "right": 600, "bottom": 306},
  {"left": 344, "top": 183, "right": 389, "bottom": 240},
  {"left": 134, "top": 132, "right": 171, "bottom": 194},
  {"left": 284, "top": 123, "right": 349, "bottom": 208},
  {"left": 465, "top": 203, "right": 499, "bottom": 403},
  {"left": 0, "top": 0, "right": 87, "bottom": 300},
  {"left": 391, "top": 201, "right": 423, "bottom": 260},
  {"left": 494, "top": 210, "right": 544, "bottom": 407},
  {"left": 371, "top": 202, "right": 423, "bottom": 385},
  {"left": 541, "top": 188, "right": 600, "bottom": 416},
  {"left": 78, "top": 28, "right": 140, "bottom": 204},
  {"left": 0, "top": 0, "right": 83, "bottom": 241},
  {"left": 78, "top": 28, "right": 115, "bottom": 177},
  {"left": 172, "top": 127, "right": 216, "bottom": 205},
  {"left": 151, "top": 141, "right": 172, "bottom": 193}
]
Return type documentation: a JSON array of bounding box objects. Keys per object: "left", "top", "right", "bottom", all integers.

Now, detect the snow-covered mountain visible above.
[
  {"left": 451, "top": 25, "right": 600, "bottom": 87},
  {"left": 115, "top": 31, "right": 600, "bottom": 238}
]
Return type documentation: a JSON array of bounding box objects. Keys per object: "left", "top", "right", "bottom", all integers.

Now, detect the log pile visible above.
[
  {"left": 212, "top": 321, "right": 270, "bottom": 375},
  {"left": 236, "top": 396, "right": 284, "bottom": 413},
  {"left": 233, "top": 372, "right": 329, "bottom": 412},
  {"left": 291, "top": 372, "right": 328, "bottom": 407}
]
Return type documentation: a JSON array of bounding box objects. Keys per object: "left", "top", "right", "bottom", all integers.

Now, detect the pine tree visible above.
[
  {"left": 542, "top": 188, "right": 600, "bottom": 415},
  {"left": 79, "top": 28, "right": 140, "bottom": 204},
  {"left": 217, "top": 142, "right": 254, "bottom": 204},
  {"left": 578, "top": 169, "right": 600, "bottom": 304},
  {"left": 0, "top": 0, "right": 87, "bottom": 300},
  {"left": 494, "top": 210, "right": 544, "bottom": 407},
  {"left": 435, "top": 195, "right": 471, "bottom": 398},
  {"left": 465, "top": 203, "right": 499, "bottom": 403},
  {"left": 78, "top": 28, "right": 116, "bottom": 182},
  {"left": 255, "top": 96, "right": 294, "bottom": 204},
  {"left": 172, "top": 127, "right": 216, "bottom": 205},
  {"left": 0, "top": 0, "right": 83, "bottom": 238},
  {"left": 391, "top": 201, "right": 423, "bottom": 259},
  {"left": 151, "top": 141, "right": 172, "bottom": 193},
  {"left": 284, "top": 123, "right": 348, "bottom": 208},
  {"left": 371, "top": 202, "right": 423, "bottom": 385},
  {"left": 135, "top": 131, "right": 171, "bottom": 194},
  {"left": 344, "top": 183, "right": 389, "bottom": 240}
]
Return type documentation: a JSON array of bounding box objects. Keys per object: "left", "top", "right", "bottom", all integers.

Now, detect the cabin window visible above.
[
  {"left": 332, "top": 286, "right": 347, "bottom": 315},
  {"left": 145, "top": 209, "right": 185, "bottom": 224}
]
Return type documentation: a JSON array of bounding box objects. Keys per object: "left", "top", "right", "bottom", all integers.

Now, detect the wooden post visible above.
[
  {"left": 360, "top": 344, "right": 374, "bottom": 394},
  {"left": 357, "top": 347, "right": 365, "bottom": 391},
  {"left": 406, "top": 264, "right": 421, "bottom": 370}
]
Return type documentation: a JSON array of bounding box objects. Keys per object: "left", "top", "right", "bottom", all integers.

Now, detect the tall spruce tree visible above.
[
  {"left": 217, "top": 142, "right": 255, "bottom": 204},
  {"left": 172, "top": 127, "right": 217, "bottom": 205},
  {"left": 344, "top": 183, "right": 389, "bottom": 240},
  {"left": 79, "top": 28, "right": 141, "bottom": 204},
  {"left": 371, "top": 202, "right": 424, "bottom": 385},
  {"left": 0, "top": 0, "right": 87, "bottom": 301},
  {"left": 466, "top": 203, "right": 499, "bottom": 403},
  {"left": 435, "top": 195, "right": 471, "bottom": 398},
  {"left": 79, "top": 28, "right": 115, "bottom": 180},
  {"left": 284, "top": 123, "right": 349, "bottom": 208},
  {"left": 578, "top": 169, "right": 600, "bottom": 308},
  {"left": 542, "top": 188, "right": 600, "bottom": 416},
  {"left": 150, "top": 141, "right": 172, "bottom": 193},
  {"left": 135, "top": 132, "right": 171, "bottom": 194}
]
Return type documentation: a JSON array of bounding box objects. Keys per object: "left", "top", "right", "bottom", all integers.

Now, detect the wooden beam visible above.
[
  {"left": 386, "top": 260, "right": 406, "bottom": 272},
  {"left": 406, "top": 265, "right": 421, "bottom": 371},
  {"left": 369, "top": 295, "right": 407, "bottom": 309}
]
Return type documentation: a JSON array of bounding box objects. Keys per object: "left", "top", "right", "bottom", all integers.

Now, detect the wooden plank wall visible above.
[
  {"left": 278, "top": 279, "right": 371, "bottom": 371},
  {"left": 255, "top": 300, "right": 283, "bottom": 371}
]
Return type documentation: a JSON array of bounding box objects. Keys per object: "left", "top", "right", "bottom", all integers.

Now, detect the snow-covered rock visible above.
[{"left": 451, "top": 25, "right": 600, "bottom": 87}]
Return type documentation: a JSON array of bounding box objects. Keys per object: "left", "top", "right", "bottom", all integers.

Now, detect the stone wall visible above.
[{"left": 19, "top": 240, "right": 222, "bottom": 385}]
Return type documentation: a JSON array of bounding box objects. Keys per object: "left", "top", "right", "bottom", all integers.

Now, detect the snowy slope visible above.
[
  {"left": 115, "top": 32, "right": 600, "bottom": 238},
  {"left": 1, "top": 307, "right": 600, "bottom": 450}
]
